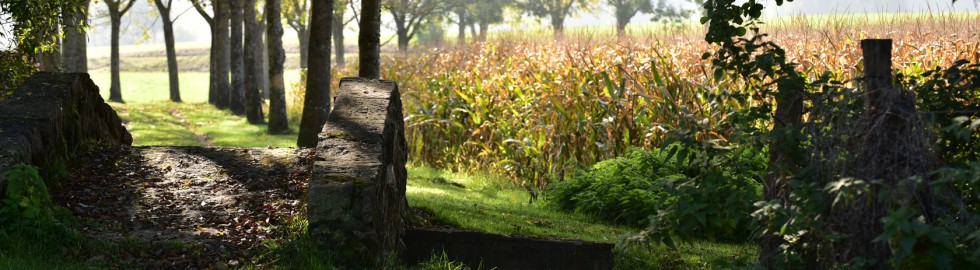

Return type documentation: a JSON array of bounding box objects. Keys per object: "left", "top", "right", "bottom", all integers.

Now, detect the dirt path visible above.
[{"left": 54, "top": 145, "right": 314, "bottom": 269}]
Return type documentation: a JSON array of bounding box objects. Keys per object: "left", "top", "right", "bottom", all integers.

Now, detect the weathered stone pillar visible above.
[{"left": 307, "top": 77, "right": 407, "bottom": 267}]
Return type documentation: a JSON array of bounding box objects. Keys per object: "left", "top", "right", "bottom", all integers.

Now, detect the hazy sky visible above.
[
  {"left": 565, "top": 0, "right": 978, "bottom": 27},
  {"left": 82, "top": 0, "right": 979, "bottom": 47}
]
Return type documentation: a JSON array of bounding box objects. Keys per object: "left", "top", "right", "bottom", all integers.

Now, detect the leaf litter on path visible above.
[{"left": 54, "top": 145, "right": 314, "bottom": 269}]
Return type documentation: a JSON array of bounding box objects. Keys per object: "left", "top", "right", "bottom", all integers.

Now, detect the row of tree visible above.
[
  {"left": 380, "top": 0, "right": 699, "bottom": 51},
  {"left": 186, "top": 0, "right": 384, "bottom": 146},
  {"left": 29, "top": 0, "right": 696, "bottom": 147},
  {"left": 28, "top": 0, "right": 382, "bottom": 147}
]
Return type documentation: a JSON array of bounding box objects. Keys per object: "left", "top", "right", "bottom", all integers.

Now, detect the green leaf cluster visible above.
[
  {"left": 1, "top": 163, "right": 57, "bottom": 226},
  {"left": 548, "top": 146, "right": 763, "bottom": 242},
  {"left": 903, "top": 60, "right": 980, "bottom": 164}
]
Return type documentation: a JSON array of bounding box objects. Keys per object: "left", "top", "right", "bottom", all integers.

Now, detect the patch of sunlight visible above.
[{"left": 406, "top": 186, "right": 448, "bottom": 196}]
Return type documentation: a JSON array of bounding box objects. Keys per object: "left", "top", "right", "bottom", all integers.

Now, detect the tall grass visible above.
[{"left": 326, "top": 13, "right": 979, "bottom": 185}]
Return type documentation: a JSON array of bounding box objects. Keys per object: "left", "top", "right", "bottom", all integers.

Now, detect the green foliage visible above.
[
  {"left": 0, "top": 0, "right": 86, "bottom": 96},
  {"left": 0, "top": 164, "right": 87, "bottom": 268},
  {"left": 0, "top": 163, "right": 57, "bottom": 226},
  {"left": 905, "top": 60, "right": 980, "bottom": 164},
  {"left": 609, "top": 0, "right": 694, "bottom": 30},
  {"left": 289, "top": 69, "right": 308, "bottom": 124},
  {"left": 0, "top": 51, "right": 36, "bottom": 99},
  {"left": 751, "top": 153, "right": 980, "bottom": 269},
  {"left": 548, "top": 146, "right": 763, "bottom": 242},
  {"left": 695, "top": 1, "right": 973, "bottom": 268},
  {"left": 416, "top": 20, "right": 447, "bottom": 47},
  {"left": 0, "top": 0, "right": 84, "bottom": 56},
  {"left": 517, "top": 0, "right": 596, "bottom": 32},
  {"left": 246, "top": 215, "right": 340, "bottom": 270},
  {"left": 413, "top": 251, "right": 479, "bottom": 270},
  {"left": 549, "top": 148, "right": 682, "bottom": 226}
]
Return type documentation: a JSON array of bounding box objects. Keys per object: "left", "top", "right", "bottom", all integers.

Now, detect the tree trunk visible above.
[
  {"left": 468, "top": 23, "right": 477, "bottom": 41},
  {"left": 258, "top": 16, "right": 270, "bottom": 100},
  {"left": 616, "top": 16, "right": 628, "bottom": 37},
  {"left": 456, "top": 10, "right": 466, "bottom": 45},
  {"left": 358, "top": 0, "right": 381, "bottom": 79},
  {"left": 479, "top": 21, "right": 488, "bottom": 42},
  {"left": 298, "top": 26, "right": 309, "bottom": 69},
  {"left": 156, "top": 0, "right": 181, "bottom": 102},
  {"left": 62, "top": 0, "right": 89, "bottom": 73},
  {"left": 333, "top": 10, "right": 346, "bottom": 66},
  {"left": 209, "top": 26, "right": 217, "bottom": 104},
  {"left": 297, "top": 0, "right": 333, "bottom": 147},
  {"left": 215, "top": 0, "right": 231, "bottom": 108},
  {"left": 758, "top": 81, "right": 805, "bottom": 269},
  {"left": 267, "top": 0, "right": 288, "bottom": 134},
  {"left": 396, "top": 27, "right": 409, "bottom": 52},
  {"left": 205, "top": 2, "right": 217, "bottom": 105},
  {"left": 229, "top": 0, "right": 246, "bottom": 115},
  {"left": 551, "top": 13, "right": 565, "bottom": 37},
  {"left": 109, "top": 9, "right": 124, "bottom": 103},
  {"left": 244, "top": 0, "right": 265, "bottom": 124}
]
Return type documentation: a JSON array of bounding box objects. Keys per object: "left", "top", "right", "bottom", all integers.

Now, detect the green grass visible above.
[
  {"left": 89, "top": 72, "right": 212, "bottom": 103},
  {"left": 177, "top": 103, "right": 297, "bottom": 148},
  {"left": 111, "top": 102, "right": 297, "bottom": 148},
  {"left": 242, "top": 217, "right": 339, "bottom": 270},
  {"left": 86, "top": 70, "right": 304, "bottom": 148},
  {"left": 405, "top": 166, "right": 758, "bottom": 269},
  {"left": 113, "top": 102, "right": 202, "bottom": 146},
  {"left": 0, "top": 235, "right": 89, "bottom": 269},
  {"left": 0, "top": 223, "right": 93, "bottom": 270}
]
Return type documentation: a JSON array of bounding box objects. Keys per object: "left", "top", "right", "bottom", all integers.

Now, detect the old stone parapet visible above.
[
  {"left": 307, "top": 77, "right": 407, "bottom": 267},
  {"left": 0, "top": 72, "right": 132, "bottom": 185}
]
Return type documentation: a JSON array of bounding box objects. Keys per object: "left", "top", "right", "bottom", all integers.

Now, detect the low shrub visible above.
[
  {"left": 548, "top": 146, "right": 764, "bottom": 242},
  {"left": 1, "top": 163, "right": 59, "bottom": 226}
]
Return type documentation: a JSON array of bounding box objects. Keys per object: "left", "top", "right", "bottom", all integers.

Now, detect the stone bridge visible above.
[{"left": 0, "top": 73, "right": 613, "bottom": 269}]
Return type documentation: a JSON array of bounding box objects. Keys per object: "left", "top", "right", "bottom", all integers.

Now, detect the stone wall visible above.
[
  {"left": 0, "top": 72, "right": 132, "bottom": 185},
  {"left": 307, "top": 77, "right": 407, "bottom": 267}
]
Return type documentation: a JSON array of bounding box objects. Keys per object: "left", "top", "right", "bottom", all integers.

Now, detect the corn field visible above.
[{"left": 325, "top": 13, "right": 980, "bottom": 186}]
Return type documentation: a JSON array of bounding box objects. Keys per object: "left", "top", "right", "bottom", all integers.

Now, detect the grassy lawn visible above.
[
  {"left": 87, "top": 71, "right": 305, "bottom": 148},
  {"left": 406, "top": 166, "right": 758, "bottom": 269},
  {"left": 112, "top": 102, "right": 297, "bottom": 148},
  {"left": 88, "top": 71, "right": 303, "bottom": 104},
  {"left": 89, "top": 72, "right": 212, "bottom": 103}
]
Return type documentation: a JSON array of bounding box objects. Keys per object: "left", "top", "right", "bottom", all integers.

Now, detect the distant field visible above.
[
  {"left": 87, "top": 41, "right": 358, "bottom": 72},
  {"left": 486, "top": 12, "right": 980, "bottom": 41}
]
